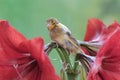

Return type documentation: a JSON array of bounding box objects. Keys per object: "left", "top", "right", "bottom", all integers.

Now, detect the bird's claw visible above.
[{"left": 51, "top": 41, "right": 59, "bottom": 48}]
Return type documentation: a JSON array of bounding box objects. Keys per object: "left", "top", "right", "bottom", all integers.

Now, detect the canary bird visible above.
[{"left": 46, "top": 18, "right": 93, "bottom": 72}]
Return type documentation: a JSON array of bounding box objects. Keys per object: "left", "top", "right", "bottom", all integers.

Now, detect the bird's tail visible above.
[{"left": 75, "top": 53, "right": 94, "bottom": 73}]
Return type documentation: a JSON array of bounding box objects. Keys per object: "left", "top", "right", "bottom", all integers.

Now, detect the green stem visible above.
[
  {"left": 68, "top": 58, "right": 80, "bottom": 80},
  {"left": 60, "top": 47, "right": 71, "bottom": 65},
  {"left": 45, "top": 42, "right": 80, "bottom": 80},
  {"left": 73, "top": 61, "right": 79, "bottom": 74},
  {"left": 60, "top": 47, "right": 80, "bottom": 80},
  {"left": 67, "top": 72, "right": 78, "bottom": 80},
  {"left": 56, "top": 48, "right": 65, "bottom": 62}
]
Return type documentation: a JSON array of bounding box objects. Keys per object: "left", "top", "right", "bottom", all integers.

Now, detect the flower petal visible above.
[
  {"left": 25, "top": 38, "right": 60, "bottom": 80},
  {"left": 84, "top": 18, "right": 106, "bottom": 41},
  {"left": 0, "top": 20, "right": 60, "bottom": 80},
  {"left": 0, "top": 20, "right": 27, "bottom": 50},
  {"left": 101, "top": 21, "right": 120, "bottom": 41},
  {"left": 82, "top": 19, "right": 120, "bottom": 56},
  {"left": 0, "top": 20, "right": 32, "bottom": 80},
  {"left": 0, "top": 20, "right": 29, "bottom": 65},
  {"left": 87, "top": 28, "right": 120, "bottom": 80}
]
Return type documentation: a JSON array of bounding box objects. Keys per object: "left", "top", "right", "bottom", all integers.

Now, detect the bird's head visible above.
[{"left": 46, "top": 18, "right": 59, "bottom": 30}]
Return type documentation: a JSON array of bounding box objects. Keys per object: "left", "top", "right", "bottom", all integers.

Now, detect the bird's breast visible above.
[{"left": 49, "top": 28, "right": 64, "bottom": 40}]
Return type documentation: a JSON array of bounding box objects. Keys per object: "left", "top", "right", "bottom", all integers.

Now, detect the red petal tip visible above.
[{"left": 0, "top": 20, "right": 10, "bottom": 27}]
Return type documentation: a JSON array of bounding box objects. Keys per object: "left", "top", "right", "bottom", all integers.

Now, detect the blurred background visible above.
[{"left": 0, "top": 0, "right": 120, "bottom": 74}]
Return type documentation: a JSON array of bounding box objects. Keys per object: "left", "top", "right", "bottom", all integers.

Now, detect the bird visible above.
[
  {"left": 46, "top": 18, "right": 93, "bottom": 72},
  {"left": 46, "top": 18, "right": 82, "bottom": 54}
]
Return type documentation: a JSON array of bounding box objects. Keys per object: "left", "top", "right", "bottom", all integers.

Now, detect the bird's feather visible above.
[{"left": 57, "top": 23, "right": 71, "bottom": 34}]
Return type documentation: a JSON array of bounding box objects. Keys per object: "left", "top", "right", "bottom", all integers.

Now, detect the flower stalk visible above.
[{"left": 44, "top": 42, "right": 91, "bottom": 80}]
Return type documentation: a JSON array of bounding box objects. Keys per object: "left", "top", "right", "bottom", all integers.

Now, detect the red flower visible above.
[
  {"left": 82, "top": 18, "right": 120, "bottom": 56},
  {"left": 0, "top": 20, "right": 60, "bottom": 80},
  {"left": 87, "top": 27, "right": 120, "bottom": 80}
]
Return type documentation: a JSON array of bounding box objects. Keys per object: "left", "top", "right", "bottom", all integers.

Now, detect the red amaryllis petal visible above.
[
  {"left": 82, "top": 18, "right": 106, "bottom": 56},
  {"left": 0, "top": 20, "right": 59, "bottom": 80},
  {"left": 24, "top": 38, "right": 60, "bottom": 80},
  {"left": 84, "top": 19, "right": 120, "bottom": 42},
  {"left": 84, "top": 18, "right": 106, "bottom": 41},
  {"left": 87, "top": 28, "right": 120, "bottom": 80},
  {"left": 0, "top": 20, "right": 32, "bottom": 80},
  {"left": 101, "top": 21, "right": 120, "bottom": 41},
  {"left": 82, "top": 19, "right": 120, "bottom": 56}
]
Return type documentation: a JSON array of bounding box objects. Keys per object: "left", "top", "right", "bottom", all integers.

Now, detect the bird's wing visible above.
[
  {"left": 66, "top": 32, "right": 79, "bottom": 48},
  {"left": 57, "top": 23, "right": 80, "bottom": 50},
  {"left": 57, "top": 23, "right": 71, "bottom": 34}
]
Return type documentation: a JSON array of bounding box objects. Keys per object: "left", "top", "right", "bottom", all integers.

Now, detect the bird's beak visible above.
[{"left": 47, "top": 24, "right": 55, "bottom": 30}]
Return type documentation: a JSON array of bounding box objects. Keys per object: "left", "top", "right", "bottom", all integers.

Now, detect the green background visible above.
[{"left": 0, "top": 0, "right": 120, "bottom": 75}]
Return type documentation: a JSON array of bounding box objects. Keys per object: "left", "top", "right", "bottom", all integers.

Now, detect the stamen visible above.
[{"left": 13, "top": 64, "right": 24, "bottom": 80}]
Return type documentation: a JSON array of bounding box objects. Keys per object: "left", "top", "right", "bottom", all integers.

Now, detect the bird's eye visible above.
[{"left": 52, "top": 20, "right": 57, "bottom": 24}]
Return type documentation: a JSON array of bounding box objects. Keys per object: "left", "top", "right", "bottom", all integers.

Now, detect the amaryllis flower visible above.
[
  {"left": 87, "top": 27, "right": 120, "bottom": 80},
  {"left": 82, "top": 18, "right": 120, "bottom": 56},
  {"left": 0, "top": 20, "right": 60, "bottom": 80}
]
